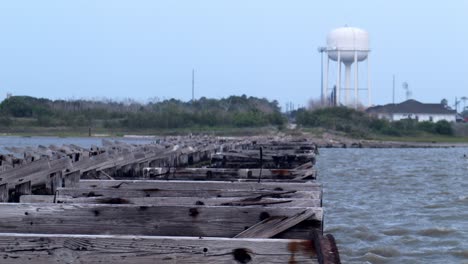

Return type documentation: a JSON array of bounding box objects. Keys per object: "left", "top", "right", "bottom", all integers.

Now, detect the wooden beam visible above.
[
  {"left": 312, "top": 231, "right": 342, "bottom": 264},
  {"left": 0, "top": 204, "right": 322, "bottom": 239},
  {"left": 78, "top": 180, "right": 321, "bottom": 192},
  {"left": 13, "top": 181, "right": 32, "bottom": 202},
  {"left": 0, "top": 183, "right": 8, "bottom": 202},
  {"left": 63, "top": 170, "right": 80, "bottom": 188},
  {"left": 19, "top": 195, "right": 55, "bottom": 203},
  {"left": 142, "top": 167, "right": 317, "bottom": 181},
  {"left": 0, "top": 233, "right": 320, "bottom": 264},
  {"left": 57, "top": 187, "right": 321, "bottom": 200},
  {"left": 0, "top": 158, "right": 71, "bottom": 193},
  {"left": 55, "top": 195, "right": 321, "bottom": 208}
]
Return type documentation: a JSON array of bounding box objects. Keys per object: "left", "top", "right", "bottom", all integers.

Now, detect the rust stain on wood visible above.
[{"left": 288, "top": 240, "right": 317, "bottom": 264}]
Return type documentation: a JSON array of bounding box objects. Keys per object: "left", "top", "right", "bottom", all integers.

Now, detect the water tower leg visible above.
[
  {"left": 345, "top": 64, "right": 351, "bottom": 106},
  {"left": 354, "top": 51, "right": 358, "bottom": 109},
  {"left": 324, "top": 56, "right": 329, "bottom": 106},
  {"left": 336, "top": 51, "right": 341, "bottom": 106},
  {"left": 367, "top": 55, "right": 371, "bottom": 106}
]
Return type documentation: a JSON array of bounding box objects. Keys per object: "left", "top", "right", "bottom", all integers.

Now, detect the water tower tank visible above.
[{"left": 327, "top": 27, "right": 369, "bottom": 64}]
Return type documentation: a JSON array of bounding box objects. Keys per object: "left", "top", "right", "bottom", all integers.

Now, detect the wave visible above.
[
  {"left": 382, "top": 227, "right": 411, "bottom": 236},
  {"left": 359, "top": 252, "right": 390, "bottom": 264},
  {"left": 368, "top": 247, "right": 401, "bottom": 258},
  {"left": 416, "top": 227, "right": 455, "bottom": 237},
  {"left": 452, "top": 249, "right": 468, "bottom": 259}
]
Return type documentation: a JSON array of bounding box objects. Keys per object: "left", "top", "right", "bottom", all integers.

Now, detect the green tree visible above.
[
  {"left": 434, "top": 120, "right": 453, "bottom": 135},
  {"left": 441, "top": 98, "right": 448, "bottom": 106}
]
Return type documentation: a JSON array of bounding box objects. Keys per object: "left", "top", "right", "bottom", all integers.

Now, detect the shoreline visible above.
[
  {"left": 1, "top": 129, "right": 468, "bottom": 149},
  {"left": 314, "top": 139, "right": 468, "bottom": 148},
  {"left": 0, "top": 135, "right": 467, "bottom": 150}
]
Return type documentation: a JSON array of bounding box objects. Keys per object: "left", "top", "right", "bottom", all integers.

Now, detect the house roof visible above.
[{"left": 367, "top": 99, "right": 456, "bottom": 115}]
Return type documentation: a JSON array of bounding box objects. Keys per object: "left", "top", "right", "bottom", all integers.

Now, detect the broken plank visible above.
[{"left": 235, "top": 210, "right": 315, "bottom": 238}]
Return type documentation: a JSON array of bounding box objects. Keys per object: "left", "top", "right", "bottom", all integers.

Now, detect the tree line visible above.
[{"left": 0, "top": 95, "right": 286, "bottom": 129}]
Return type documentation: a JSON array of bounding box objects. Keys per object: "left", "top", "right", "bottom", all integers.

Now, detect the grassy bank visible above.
[{"left": 295, "top": 107, "right": 468, "bottom": 141}]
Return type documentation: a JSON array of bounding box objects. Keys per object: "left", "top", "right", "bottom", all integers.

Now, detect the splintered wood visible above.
[{"left": 0, "top": 136, "right": 340, "bottom": 264}]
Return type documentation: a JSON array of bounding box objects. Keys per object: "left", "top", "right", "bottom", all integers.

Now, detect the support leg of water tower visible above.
[
  {"left": 354, "top": 51, "right": 358, "bottom": 109},
  {"left": 336, "top": 51, "right": 341, "bottom": 106},
  {"left": 345, "top": 64, "right": 351, "bottom": 106},
  {"left": 325, "top": 56, "right": 329, "bottom": 106},
  {"left": 367, "top": 55, "right": 371, "bottom": 107}
]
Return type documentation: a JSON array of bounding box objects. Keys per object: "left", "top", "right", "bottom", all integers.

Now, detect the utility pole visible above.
[
  {"left": 318, "top": 47, "right": 326, "bottom": 105},
  {"left": 192, "top": 69, "right": 195, "bottom": 102},
  {"left": 454, "top": 97, "right": 460, "bottom": 112}
]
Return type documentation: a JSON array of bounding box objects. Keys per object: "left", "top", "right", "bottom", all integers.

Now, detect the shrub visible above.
[
  {"left": 417, "top": 121, "right": 435, "bottom": 133},
  {"left": 434, "top": 120, "right": 453, "bottom": 135}
]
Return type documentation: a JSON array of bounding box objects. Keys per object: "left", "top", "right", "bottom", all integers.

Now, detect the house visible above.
[{"left": 366, "top": 99, "right": 456, "bottom": 122}]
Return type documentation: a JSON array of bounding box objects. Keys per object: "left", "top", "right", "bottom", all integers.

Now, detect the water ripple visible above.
[{"left": 319, "top": 147, "right": 468, "bottom": 263}]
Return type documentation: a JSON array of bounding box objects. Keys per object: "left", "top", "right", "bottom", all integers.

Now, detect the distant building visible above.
[{"left": 367, "top": 99, "right": 456, "bottom": 122}]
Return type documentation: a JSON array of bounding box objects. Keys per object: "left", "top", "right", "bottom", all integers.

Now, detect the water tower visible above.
[{"left": 322, "top": 26, "right": 371, "bottom": 108}]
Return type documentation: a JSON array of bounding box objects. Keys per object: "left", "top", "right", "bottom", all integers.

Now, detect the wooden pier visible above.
[{"left": 0, "top": 136, "right": 340, "bottom": 264}]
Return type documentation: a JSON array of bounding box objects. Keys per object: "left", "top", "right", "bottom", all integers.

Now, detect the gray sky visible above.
[{"left": 0, "top": 1, "right": 467, "bottom": 110}]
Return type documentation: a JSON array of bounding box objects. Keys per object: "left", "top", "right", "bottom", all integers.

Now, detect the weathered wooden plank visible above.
[
  {"left": 0, "top": 204, "right": 322, "bottom": 239},
  {"left": 0, "top": 233, "right": 319, "bottom": 264},
  {"left": 57, "top": 187, "right": 321, "bottom": 200},
  {"left": 19, "top": 195, "right": 55, "bottom": 203},
  {"left": 0, "top": 158, "right": 72, "bottom": 193},
  {"left": 55, "top": 195, "right": 321, "bottom": 208},
  {"left": 45, "top": 171, "right": 62, "bottom": 194},
  {"left": 0, "top": 158, "right": 50, "bottom": 181},
  {"left": 142, "top": 167, "right": 317, "bottom": 181},
  {"left": 63, "top": 170, "right": 80, "bottom": 188},
  {"left": 0, "top": 183, "right": 8, "bottom": 202},
  {"left": 78, "top": 180, "right": 321, "bottom": 192},
  {"left": 13, "top": 181, "right": 32, "bottom": 202},
  {"left": 235, "top": 210, "right": 315, "bottom": 238},
  {"left": 70, "top": 152, "right": 112, "bottom": 173}
]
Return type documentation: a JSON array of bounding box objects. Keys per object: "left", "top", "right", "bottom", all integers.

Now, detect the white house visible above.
[{"left": 366, "top": 99, "right": 456, "bottom": 122}]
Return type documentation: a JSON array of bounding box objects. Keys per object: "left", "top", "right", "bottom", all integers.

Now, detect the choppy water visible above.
[{"left": 317, "top": 148, "right": 468, "bottom": 264}]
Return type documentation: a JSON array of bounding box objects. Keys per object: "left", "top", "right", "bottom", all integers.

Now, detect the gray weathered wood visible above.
[
  {"left": 0, "top": 233, "right": 319, "bottom": 264},
  {"left": 55, "top": 195, "right": 321, "bottom": 208},
  {"left": 57, "top": 187, "right": 320, "bottom": 200},
  {"left": 63, "top": 170, "right": 80, "bottom": 188},
  {"left": 0, "top": 158, "right": 72, "bottom": 193},
  {"left": 235, "top": 210, "right": 316, "bottom": 238},
  {"left": 143, "top": 167, "right": 317, "bottom": 181},
  {"left": 19, "top": 195, "right": 55, "bottom": 203},
  {"left": 0, "top": 204, "right": 322, "bottom": 239},
  {"left": 0, "top": 183, "right": 8, "bottom": 202},
  {"left": 46, "top": 171, "right": 63, "bottom": 194},
  {"left": 13, "top": 181, "right": 32, "bottom": 202},
  {"left": 78, "top": 180, "right": 321, "bottom": 192}
]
